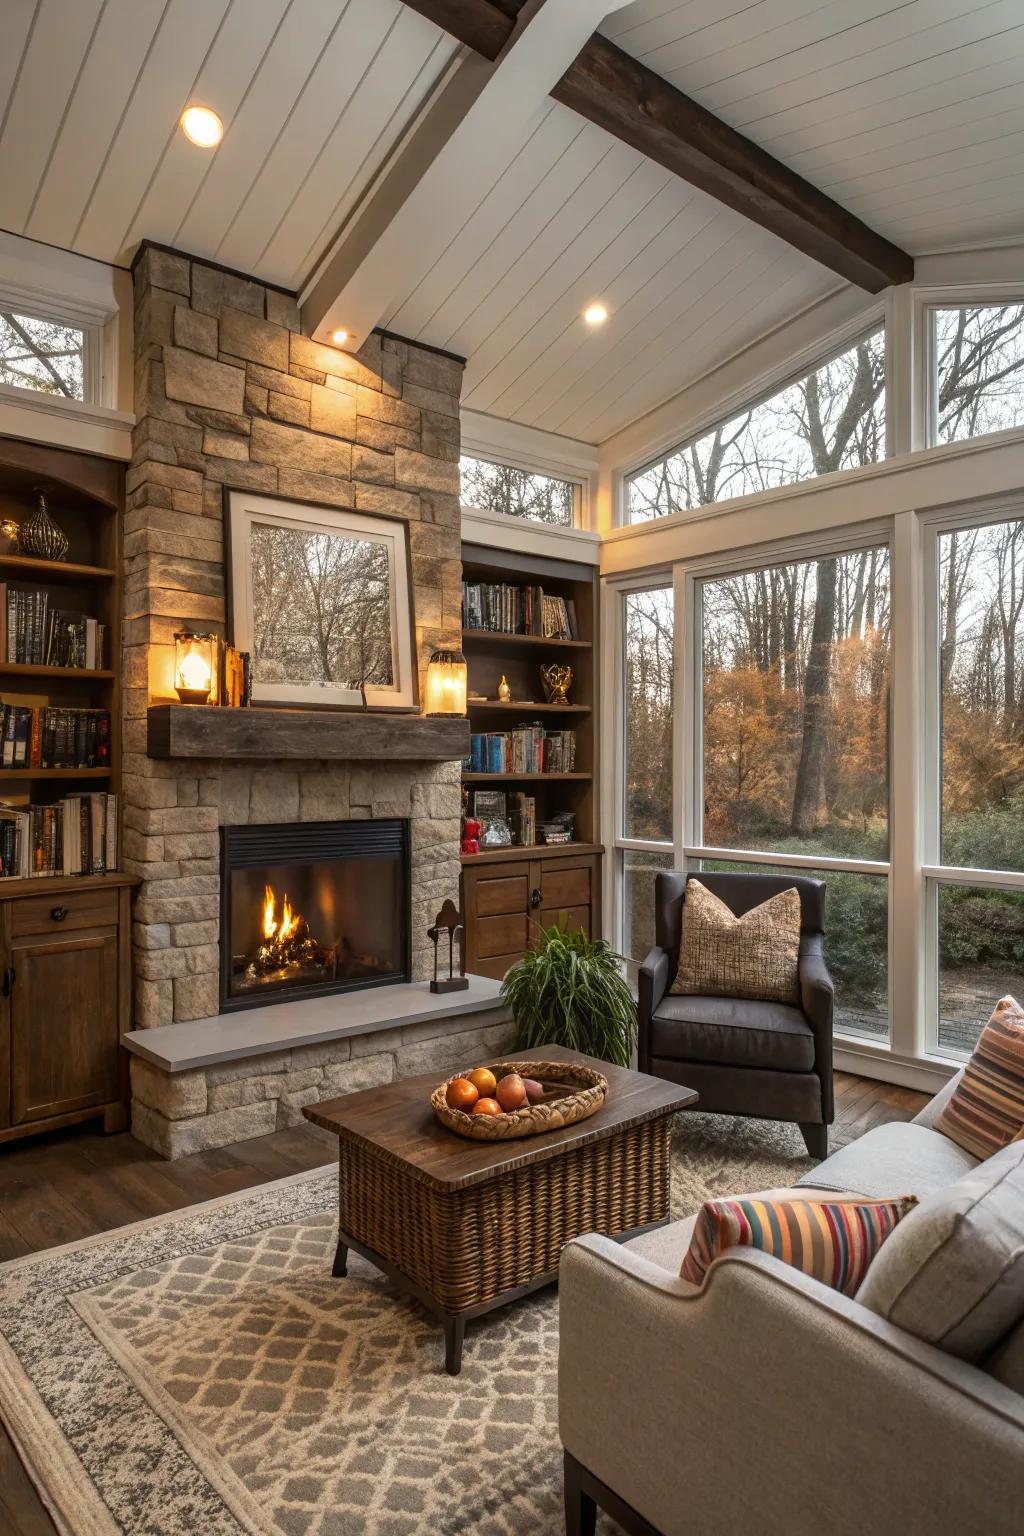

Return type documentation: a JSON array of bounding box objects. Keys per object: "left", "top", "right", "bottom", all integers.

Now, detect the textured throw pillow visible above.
[
  {"left": 670, "top": 879, "right": 801, "bottom": 1004},
  {"left": 934, "top": 995, "right": 1024, "bottom": 1159},
  {"left": 857, "top": 1139, "right": 1024, "bottom": 1362},
  {"left": 681, "top": 1193, "right": 916, "bottom": 1296}
]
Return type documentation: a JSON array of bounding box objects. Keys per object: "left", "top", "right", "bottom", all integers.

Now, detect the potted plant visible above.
[{"left": 500, "top": 923, "right": 638, "bottom": 1067}]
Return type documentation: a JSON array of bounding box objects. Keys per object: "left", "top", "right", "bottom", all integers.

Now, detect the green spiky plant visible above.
[{"left": 500, "top": 923, "right": 638, "bottom": 1067}]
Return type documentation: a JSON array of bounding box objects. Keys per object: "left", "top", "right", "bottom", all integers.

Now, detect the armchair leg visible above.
[
  {"left": 564, "top": 1452, "right": 597, "bottom": 1536},
  {"left": 799, "top": 1122, "right": 829, "bottom": 1159}
]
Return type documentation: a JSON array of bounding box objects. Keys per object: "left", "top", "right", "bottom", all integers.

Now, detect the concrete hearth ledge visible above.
[{"left": 123, "top": 976, "right": 506, "bottom": 1074}]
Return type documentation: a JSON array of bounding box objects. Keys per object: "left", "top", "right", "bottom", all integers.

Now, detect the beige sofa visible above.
[{"left": 558, "top": 1071, "right": 1024, "bottom": 1536}]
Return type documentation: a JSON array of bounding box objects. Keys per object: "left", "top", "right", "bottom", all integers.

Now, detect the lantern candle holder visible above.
[
  {"left": 174, "top": 631, "right": 217, "bottom": 705},
  {"left": 424, "top": 648, "right": 468, "bottom": 717}
]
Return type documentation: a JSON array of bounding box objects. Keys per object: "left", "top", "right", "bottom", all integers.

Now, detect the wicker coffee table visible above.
[{"left": 305, "top": 1045, "right": 696, "bottom": 1373}]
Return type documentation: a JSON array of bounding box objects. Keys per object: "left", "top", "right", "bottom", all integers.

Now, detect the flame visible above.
[
  {"left": 262, "top": 883, "right": 301, "bottom": 943},
  {"left": 262, "top": 883, "right": 277, "bottom": 940},
  {"left": 279, "top": 894, "right": 300, "bottom": 942}
]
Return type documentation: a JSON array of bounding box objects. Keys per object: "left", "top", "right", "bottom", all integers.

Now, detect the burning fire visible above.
[{"left": 262, "top": 884, "right": 301, "bottom": 944}]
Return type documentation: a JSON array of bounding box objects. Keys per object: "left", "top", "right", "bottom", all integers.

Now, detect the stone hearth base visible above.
[{"left": 129, "top": 1002, "right": 514, "bottom": 1158}]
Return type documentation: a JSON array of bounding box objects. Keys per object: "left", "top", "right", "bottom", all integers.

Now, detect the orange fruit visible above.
[
  {"left": 446, "top": 1078, "right": 479, "bottom": 1112},
  {"left": 467, "top": 1067, "right": 497, "bottom": 1098},
  {"left": 471, "top": 1097, "right": 502, "bottom": 1116}
]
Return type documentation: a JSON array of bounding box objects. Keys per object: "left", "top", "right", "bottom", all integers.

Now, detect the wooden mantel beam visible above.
[{"left": 398, "top": 2, "right": 914, "bottom": 293}]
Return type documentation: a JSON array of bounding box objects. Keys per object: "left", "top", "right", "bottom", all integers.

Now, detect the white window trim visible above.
[
  {"left": 0, "top": 281, "right": 104, "bottom": 407},
  {"left": 915, "top": 284, "right": 1024, "bottom": 450},
  {"left": 621, "top": 313, "right": 887, "bottom": 527}
]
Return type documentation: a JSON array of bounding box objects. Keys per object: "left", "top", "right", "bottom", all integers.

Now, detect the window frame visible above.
[
  {"left": 622, "top": 319, "right": 888, "bottom": 527},
  {"left": 458, "top": 448, "right": 585, "bottom": 531},
  {"left": 918, "top": 287, "right": 1024, "bottom": 451},
  {"left": 0, "top": 285, "right": 101, "bottom": 405},
  {"left": 920, "top": 493, "right": 1024, "bottom": 1058}
]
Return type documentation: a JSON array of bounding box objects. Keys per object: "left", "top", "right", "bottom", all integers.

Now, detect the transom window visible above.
[
  {"left": 933, "top": 304, "right": 1024, "bottom": 445},
  {"left": 460, "top": 454, "right": 577, "bottom": 527},
  {"left": 0, "top": 308, "right": 87, "bottom": 401},
  {"left": 626, "top": 329, "right": 885, "bottom": 523}
]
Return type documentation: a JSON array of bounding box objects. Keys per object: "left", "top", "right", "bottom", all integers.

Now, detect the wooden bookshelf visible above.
[{"left": 459, "top": 540, "right": 602, "bottom": 977}]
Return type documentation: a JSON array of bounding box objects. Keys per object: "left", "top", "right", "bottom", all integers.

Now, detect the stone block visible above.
[
  {"left": 185, "top": 405, "right": 251, "bottom": 435},
  {"left": 173, "top": 306, "right": 218, "bottom": 356},
  {"left": 420, "top": 410, "right": 460, "bottom": 462},
  {"left": 135, "top": 946, "right": 189, "bottom": 981},
  {"left": 173, "top": 971, "right": 220, "bottom": 1022},
  {"left": 163, "top": 830, "right": 219, "bottom": 861},
  {"left": 201, "top": 457, "right": 278, "bottom": 492},
  {"left": 353, "top": 484, "right": 419, "bottom": 518},
  {"left": 247, "top": 364, "right": 312, "bottom": 400},
  {"left": 266, "top": 289, "right": 301, "bottom": 331},
  {"left": 356, "top": 386, "right": 420, "bottom": 429},
  {"left": 219, "top": 764, "right": 252, "bottom": 822},
  {"left": 394, "top": 448, "right": 460, "bottom": 495},
  {"left": 130, "top": 1057, "right": 208, "bottom": 1119},
  {"left": 191, "top": 263, "right": 265, "bottom": 318},
  {"left": 249, "top": 770, "right": 299, "bottom": 822},
  {"left": 171, "top": 919, "right": 219, "bottom": 947},
  {"left": 321, "top": 1054, "right": 394, "bottom": 1095},
  {"left": 207, "top": 1068, "right": 321, "bottom": 1111},
  {"left": 289, "top": 332, "right": 381, "bottom": 391},
  {"left": 202, "top": 428, "right": 249, "bottom": 460},
  {"left": 268, "top": 391, "right": 309, "bottom": 427},
  {"left": 164, "top": 347, "right": 245, "bottom": 414},
  {"left": 310, "top": 382, "right": 356, "bottom": 439},
  {"left": 401, "top": 381, "right": 460, "bottom": 418},
  {"left": 207, "top": 1052, "right": 290, "bottom": 1086},
  {"left": 245, "top": 382, "right": 269, "bottom": 416},
  {"left": 133, "top": 921, "right": 171, "bottom": 950},
  {"left": 134, "top": 976, "right": 173, "bottom": 1028},
  {"left": 355, "top": 417, "right": 419, "bottom": 453},
  {"left": 393, "top": 1021, "right": 516, "bottom": 1079},
  {"left": 352, "top": 443, "right": 394, "bottom": 485},
  {"left": 277, "top": 469, "right": 355, "bottom": 509},
  {"left": 143, "top": 247, "right": 191, "bottom": 297},
  {"left": 134, "top": 1099, "right": 277, "bottom": 1159},
  {"left": 220, "top": 306, "right": 289, "bottom": 370},
  {"left": 250, "top": 417, "right": 352, "bottom": 477},
  {"left": 290, "top": 1038, "right": 352, "bottom": 1070},
  {"left": 298, "top": 768, "right": 350, "bottom": 820},
  {"left": 403, "top": 351, "right": 464, "bottom": 394},
  {"left": 276, "top": 1086, "right": 322, "bottom": 1128}
]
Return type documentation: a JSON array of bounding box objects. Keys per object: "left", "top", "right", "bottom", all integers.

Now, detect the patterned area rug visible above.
[{"left": 0, "top": 1114, "right": 814, "bottom": 1536}]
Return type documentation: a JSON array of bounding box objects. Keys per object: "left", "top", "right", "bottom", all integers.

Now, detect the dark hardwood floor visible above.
[{"left": 0, "top": 1072, "right": 927, "bottom": 1536}]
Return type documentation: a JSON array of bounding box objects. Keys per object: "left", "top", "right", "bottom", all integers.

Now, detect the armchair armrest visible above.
[
  {"left": 799, "top": 932, "right": 834, "bottom": 1120},
  {"left": 638, "top": 946, "right": 671, "bottom": 1072},
  {"left": 559, "top": 1234, "right": 1024, "bottom": 1536}
]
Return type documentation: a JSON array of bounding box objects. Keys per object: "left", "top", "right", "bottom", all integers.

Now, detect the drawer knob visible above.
[
  {"left": 529, "top": 887, "right": 542, "bottom": 910},
  {"left": 50, "top": 905, "right": 69, "bottom": 922}
]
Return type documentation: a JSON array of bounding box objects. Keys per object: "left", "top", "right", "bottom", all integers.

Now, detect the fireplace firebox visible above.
[{"left": 219, "top": 820, "right": 410, "bottom": 1012}]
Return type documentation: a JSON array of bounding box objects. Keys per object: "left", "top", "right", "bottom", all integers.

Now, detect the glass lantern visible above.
[
  {"left": 424, "top": 648, "right": 468, "bottom": 717},
  {"left": 174, "top": 631, "right": 217, "bottom": 705}
]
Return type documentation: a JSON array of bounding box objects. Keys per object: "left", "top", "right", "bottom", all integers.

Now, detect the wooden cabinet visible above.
[
  {"left": 462, "top": 849, "right": 602, "bottom": 980},
  {"left": 0, "top": 874, "right": 135, "bottom": 1142}
]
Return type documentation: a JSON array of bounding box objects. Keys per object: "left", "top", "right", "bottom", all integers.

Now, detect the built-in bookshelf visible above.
[{"left": 0, "top": 437, "right": 121, "bottom": 879}]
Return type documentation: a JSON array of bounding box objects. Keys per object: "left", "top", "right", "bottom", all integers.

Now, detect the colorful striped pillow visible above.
[
  {"left": 681, "top": 1193, "right": 917, "bottom": 1295},
  {"left": 935, "top": 996, "right": 1024, "bottom": 1160}
]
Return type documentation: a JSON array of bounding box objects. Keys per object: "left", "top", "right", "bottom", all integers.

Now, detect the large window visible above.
[
  {"left": 934, "top": 304, "right": 1024, "bottom": 444},
  {"left": 694, "top": 544, "right": 891, "bottom": 1040},
  {"left": 929, "top": 511, "right": 1024, "bottom": 1055},
  {"left": 618, "top": 586, "right": 674, "bottom": 964},
  {"left": 0, "top": 308, "right": 86, "bottom": 400},
  {"left": 460, "top": 454, "right": 577, "bottom": 526},
  {"left": 627, "top": 329, "right": 885, "bottom": 523}
]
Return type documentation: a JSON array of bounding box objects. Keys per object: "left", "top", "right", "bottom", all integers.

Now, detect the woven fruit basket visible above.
[{"left": 432, "top": 1060, "right": 608, "bottom": 1141}]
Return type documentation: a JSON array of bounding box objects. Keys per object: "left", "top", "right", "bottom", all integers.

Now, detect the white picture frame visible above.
[{"left": 227, "top": 490, "right": 418, "bottom": 711}]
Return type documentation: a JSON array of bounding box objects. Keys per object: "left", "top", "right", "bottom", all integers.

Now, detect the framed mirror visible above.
[{"left": 227, "top": 490, "right": 417, "bottom": 710}]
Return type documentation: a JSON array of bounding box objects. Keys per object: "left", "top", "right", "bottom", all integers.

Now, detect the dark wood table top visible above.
[{"left": 305, "top": 1045, "right": 696, "bottom": 1191}]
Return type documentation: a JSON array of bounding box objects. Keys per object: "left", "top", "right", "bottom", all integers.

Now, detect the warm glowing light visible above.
[
  {"left": 262, "top": 884, "right": 277, "bottom": 941},
  {"left": 424, "top": 649, "right": 467, "bottom": 717},
  {"left": 583, "top": 302, "right": 608, "bottom": 327},
  {"left": 262, "top": 884, "right": 301, "bottom": 944},
  {"left": 331, "top": 329, "right": 351, "bottom": 345},
  {"left": 173, "top": 631, "right": 216, "bottom": 704},
  {"left": 180, "top": 105, "right": 224, "bottom": 148},
  {"left": 178, "top": 652, "right": 209, "bottom": 691},
  {"left": 279, "top": 895, "right": 299, "bottom": 942}
]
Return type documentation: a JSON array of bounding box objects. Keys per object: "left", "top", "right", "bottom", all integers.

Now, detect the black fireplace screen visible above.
[{"left": 220, "top": 820, "right": 410, "bottom": 1011}]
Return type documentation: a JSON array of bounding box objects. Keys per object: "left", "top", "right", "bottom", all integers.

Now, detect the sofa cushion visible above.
[
  {"left": 798, "top": 1121, "right": 979, "bottom": 1201},
  {"left": 986, "top": 1317, "right": 1024, "bottom": 1393},
  {"left": 682, "top": 1192, "right": 916, "bottom": 1295},
  {"left": 856, "top": 1139, "right": 1024, "bottom": 1362},
  {"left": 650, "top": 995, "right": 815, "bottom": 1072},
  {"left": 670, "top": 879, "right": 801, "bottom": 1005},
  {"left": 935, "top": 995, "right": 1024, "bottom": 1159}
]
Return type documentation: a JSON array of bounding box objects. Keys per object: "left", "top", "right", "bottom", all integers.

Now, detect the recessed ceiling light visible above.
[
  {"left": 180, "top": 105, "right": 223, "bottom": 148},
  {"left": 331, "top": 329, "right": 352, "bottom": 346},
  {"left": 583, "top": 302, "right": 608, "bottom": 327}
]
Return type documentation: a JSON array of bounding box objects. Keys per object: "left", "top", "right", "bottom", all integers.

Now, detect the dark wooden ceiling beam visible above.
[
  {"left": 552, "top": 35, "right": 912, "bottom": 293},
  {"left": 397, "top": 2, "right": 914, "bottom": 293}
]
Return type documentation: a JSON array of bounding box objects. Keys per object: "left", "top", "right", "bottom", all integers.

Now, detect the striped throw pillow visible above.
[
  {"left": 935, "top": 996, "right": 1024, "bottom": 1159},
  {"left": 681, "top": 1194, "right": 917, "bottom": 1296}
]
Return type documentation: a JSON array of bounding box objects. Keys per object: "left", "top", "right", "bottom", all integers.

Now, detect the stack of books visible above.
[
  {"left": 0, "top": 792, "right": 117, "bottom": 877},
  {"left": 467, "top": 725, "right": 576, "bottom": 774},
  {"left": 508, "top": 791, "right": 536, "bottom": 847},
  {"left": 1, "top": 586, "right": 105, "bottom": 668},
  {"left": 0, "top": 705, "right": 111, "bottom": 769},
  {"left": 462, "top": 581, "right": 578, "bottom": 640}
]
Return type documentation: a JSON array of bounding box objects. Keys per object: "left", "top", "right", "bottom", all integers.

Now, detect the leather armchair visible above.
[{"left": 639, "top": 871, "right": 834, "bottom": 1157}]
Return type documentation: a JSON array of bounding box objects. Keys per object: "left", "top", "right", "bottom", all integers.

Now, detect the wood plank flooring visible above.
[{"left": 0, "top": 1072, "right": 927, "bottom": 1536}]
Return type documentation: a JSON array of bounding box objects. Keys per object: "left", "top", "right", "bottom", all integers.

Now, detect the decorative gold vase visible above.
[{"left": 21, "top": 491, "right": 69, "bottom": 562}]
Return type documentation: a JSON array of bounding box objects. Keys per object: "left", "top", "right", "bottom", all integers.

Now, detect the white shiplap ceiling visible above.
[{"left": 0, "top": 0, "right": 1022, "bottom": 442}]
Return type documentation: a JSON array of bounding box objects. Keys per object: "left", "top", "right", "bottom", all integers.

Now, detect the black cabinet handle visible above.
[
  {"left": 2, "top": 967, "right": 14, "bottom": 997},
  {"left": 50, "top": 906, "right": 68, "bottom": 922},
  {"left": 529, "top": 887, "right": 542, "bottom": 910}
]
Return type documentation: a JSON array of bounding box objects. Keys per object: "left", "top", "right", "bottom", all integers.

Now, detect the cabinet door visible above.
[
  {"left": 10, "top": 930, "right": 119, "bottom": 1125},
  {"left": 462, "top": 861, "right": 532, "bottom": 980},
  {"left": 534, "top": 858, "right": 594, "bottom": 940}
]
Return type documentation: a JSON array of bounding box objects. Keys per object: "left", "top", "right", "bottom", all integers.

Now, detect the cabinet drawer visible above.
[
  {"left": 541, "top": 865, "right": 591, "bottom": 909},
  {"left": 475, "top": 874, "right": 529, "bottom": 917},
  {"left": 12, "top": 887, "right": 119, "bottom": 937},
  {"left": 476, "top": 912, "right": 529, "bottom": 959}
]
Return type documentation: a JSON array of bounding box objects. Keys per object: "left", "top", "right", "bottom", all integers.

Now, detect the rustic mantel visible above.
[{"left": 147, "top": 704, "right": 470, "bottom": 761}]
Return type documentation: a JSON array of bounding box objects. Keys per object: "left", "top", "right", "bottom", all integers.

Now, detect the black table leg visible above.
[
  {"left": 444, "top": 1315, "right": 465, "bottom": 1375},
  {"left": 332, "top": 1239, "right": 348, "bottom": 1277}
]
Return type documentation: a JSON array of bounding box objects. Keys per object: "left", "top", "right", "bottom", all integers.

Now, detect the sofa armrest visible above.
[
  {"left": 638, "top": 946, "right": 670, "bottom": 1071},
  {"left": 912, "top": 1066, "right": 964, "bottom": 1128},
  {"left": 799, "top": 932, "right": 834, "bottom": 1118},
  {"left": 559, "top": 1234, "right": 1024, "bottom": 1536}
]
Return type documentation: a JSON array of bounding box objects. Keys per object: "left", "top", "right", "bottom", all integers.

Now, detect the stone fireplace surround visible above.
[{"left": 123, "top": 247, "right": 512, "bottom": 1157}]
